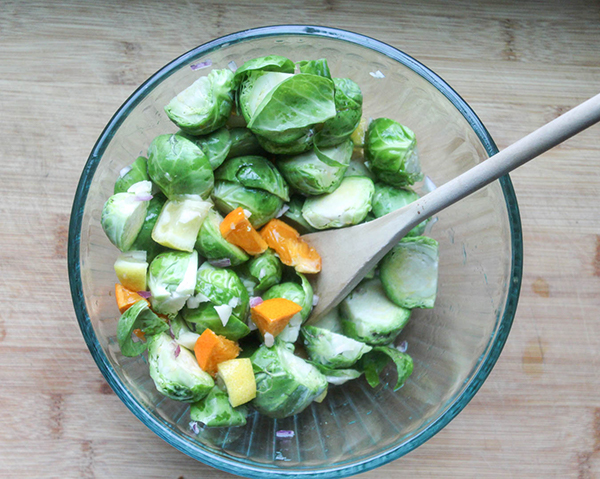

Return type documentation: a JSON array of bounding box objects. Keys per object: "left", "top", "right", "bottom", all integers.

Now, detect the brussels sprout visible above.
[
  {"left": 239, "top": 71, "right": 336, "bottom": 147},
  {"left": 101, "top": 181, "right": 152, "bottom": 252},
  {"left": 244, "top": 250, "right": 283, "bottom": 293},
  {"left": 372, "top": 183, "right": 427, "bottom": 236},
  {"left": 130, "top": 194, "right": 167, "bottom": 261},
  {"left": 190, "top": 385, "right": 248, "bottom": 427},
  {"left": 151, "top": 197, "right": 212, "bottom": 252},
  {"left": 340, "top": 278, "right": 411, "bottom": 345},
  {"left": 148, "top": 250, "right": 198, "bottom": 315},
  {"left": 227, "top": 127, "right": 266, "bottom": 159},
  {"left": 302, "top": 325, "right": 372, "bottom": 369},
  {"left": 296, "top": 59, "right": 332, "bottom": 79},
  {"left": 180, "top": 127, "right": 232, "bottom": 170},
  {"left": 359, "top": 346, "right": 413, "bottom": 391},
  {"left": 114, "top": 250, "right": 148, "bottom": 292},
  {"left": 301, "top": 176, "right": 374, "bottom": 230},
  {"left": 233, "top": 55, "right": 295, "bottom": 86},
  {"left": 277, "top": 139, "right": 352, "bottom": 195},
  {"left": 379, "top": 236, "right": 439, "bottom": 309},
  {"left": 317, "top": 78, "right": 363, "bottom": 147},
  {"left": 262, "top": 273, "right": 313, "bottom": 322},
  {"left": 251, "top": 341, "right": 327, "bottom": 418},
  {"left": 147, "top": 332, "right": 214, "bottom": 402},
  {"left": 365, "top": 118, "right": 423, "bottom": 186},
  {"left": 282, "top": 195, "right": 317, "bottom": 234},
  {"left": 344, "top": 157, "right": 376, "bottom": 180},
  {"left": 215, "top": 156, "right": 289, "bottom": 201},
  {"left": 147, "top": 134, "right": 214, "bottom": 199},
  {"left": 211, "top": 182, "right": 283, "bottom": 229},
  {"left": 169, "top": 315, "right": 200, "bottom": 351},
  {"left": 182, "top": 303, "right": 251, "bottom": 341},
  {"left": 117, "top": 300, "right": 169, "bottom": 357},
  {"left": 114, "top": 156, "right": 149, "bottom": 194},
  {"left": 313, "top": 306, "right": 343, "bottom": 334},
  {"left": 195, "top": 262, "right": 249, "bottom": 321},
  {"left": 165, "top": 68, "right": 234, "bottom": 136},
  {"left": 256, "top": 128, "right": 315, "bottom": 155},
  {"left": 194, "top": 209, "right": 249, "bottom": 266}
]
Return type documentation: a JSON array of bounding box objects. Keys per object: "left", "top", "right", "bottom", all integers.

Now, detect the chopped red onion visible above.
[
  {"left": 276, "top": 430, "right": 295, "bottom": 438},
  {"left": 189, "top": 421, "right": 200, "bottom": 434},
  {"left": 208, "top": 257, "right": 232, "bottom": 268},
  {"left": 190, "top": 60, "right": 212, "bottom": 71},
  {"left": 137, "top": 290, "right": 151, "bottom": 299},
  {"left": 134, "top": 193, "right": 153, "bottom": 202},
  {"left": 249, "top": 296, "right": 263, "bottom": 308},
  {"left": 312, "top": 294, "right": 319, "bottom": 307},
  {"left": 228, "top": 60, "right": 238, "bottom": 72},
  {"left": 397, "top": 340, "right": 408, "bottom": 353},
  {"left": 275, "top": 204, "right": 290, "bottom": 218},
  {"left": 168, "top": 324, "right": 175, "bottom": 339},
  {"left": 174, "top": 344, "right": 181, "bottom": 358}
]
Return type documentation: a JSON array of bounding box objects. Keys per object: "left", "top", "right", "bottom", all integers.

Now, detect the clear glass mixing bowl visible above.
[{"left": 68, "top": 25, "right": 522, "bottom": 478}]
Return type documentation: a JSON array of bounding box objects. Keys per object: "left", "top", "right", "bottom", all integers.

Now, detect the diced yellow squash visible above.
[
  {"left": 217, "top": 358, "right": 256, "bottom": 407},
  {"left": 114, "top": 251, "right": 148, "bottom": 292},
  {"left": 350, "top": 117, "right": 368, "bottom": 147},
  {"left": 152, "top": 197, "right": 211, "bottom": 252}
]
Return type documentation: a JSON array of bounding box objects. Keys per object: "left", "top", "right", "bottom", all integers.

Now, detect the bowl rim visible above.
[{"left": 68, "top": 24, "right": 522, "bottom": 479}]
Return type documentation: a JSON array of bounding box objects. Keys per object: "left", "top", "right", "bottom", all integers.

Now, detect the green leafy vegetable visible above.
[
  {"left": 114, "top": 156, "right": 149, "bottom": 194},
  {"left": 117, "top": 300, "right": 169, "bottom": 357},
  {"left": 194, "top": 209, "right": 249, "bottom": 266},
  {"left": 147, "top": 250, "right": 198, "bottom": 315},
  {"left": 302, "top": 325, "right": 372, "bottom": 369},
  {"left": 359, "top": 346, "right": 413, "bottom": 391},
  {"left": 190, "top": 386, "right": 247, "bottom": 427}
]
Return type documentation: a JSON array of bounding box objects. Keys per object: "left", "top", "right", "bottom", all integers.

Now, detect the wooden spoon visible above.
[{"left": 302, "top": 92, "right": 600, "bottom": 323}]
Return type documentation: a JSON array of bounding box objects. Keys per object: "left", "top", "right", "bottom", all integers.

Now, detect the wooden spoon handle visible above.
[{"left": 400, "top": 92, "right": 600, "bottom": 235}]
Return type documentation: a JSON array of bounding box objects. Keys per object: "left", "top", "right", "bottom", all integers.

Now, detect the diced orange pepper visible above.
[
  {"left": 250, "top": 298, "right": 303, "bottom": 338},
  {"left": 260, "top": 219, "right": 322, "bottom": 274},
  {"left": 194, "top": 329, "right": 241, "bottom": 377},
  {"left": 115, "top": 283, "right": 150, "bottom": 314},
  {"left": 219, "top": 207, "right": 268, "bottom": 255}
]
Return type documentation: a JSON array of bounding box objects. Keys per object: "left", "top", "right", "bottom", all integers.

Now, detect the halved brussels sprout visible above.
[
  {"left": 277, "top": 139, "right": 352, "bottom": 195},
  {"left": 114, "top": 250, "right": 148, "bottom": 292},
  {"left": 301, "top": 176, "right": 374, "bottom": 230},
  {"left": 244, "top": 249, "right": 283, "bottom": 293},
  {"left": 233, "top": 55, "right": 295, "bottom": 86},
  {"left": 256, "top": 128, "right": 315, "bottom": 155},
  {"left": 340, "top": 278, "right": 410, "bottom": 345},
  {"left": 148, "top": 250, "right": 198, "bottom": 315},
  {"left": 365, "top": 118, "right": 423, "bottom": 186},
  {"left": 227, "top": 127, "right": 265, "bottom": 159},
  {"left": 379, "top": 236, "right": 439, "bottom": 309},
  {"left": 312, "top": 306, "right": 343, "bottom": 334},
  {"left": 195, "top": 262, "right": 249, "bottom": 321},
  {"left": 302, "top": 325, "right": 372, "bottom": 369},
  {"left": 282, "top": 195, "right": 317, "bottom": 234},
  {"left": 194, "top": 209, "right": 249, "bottom": 266},
  {"left": 165, "top": 68, "right": 234, "bottom": 136},
  {"left": 114, "top": 156, "right": 149, "bottom": 194},
  {"left": 317, "top": 78, "right": 363, "bottom": 147},
  {"left": 130, "top": 194, "right": 167, "bottom": 262},
  {"left": 117, "top": 300, "right": 169, "bottom": 357},
  {"left": 169, "top": 315, "right": 200, "bottom": 351},
  {"left": 190, "top": 386, "right": 247, "bottom": 427},
  {"left": 148, "top": 332, "right": 214, "bottom": 402},
  {"left": 182, "top": 303, "right": 250, "bottom": 341},
  {"left": 251, "top": 341, "right": 327, "bottom": 418},
  {"left": 344, "top": 157, "right": 377, "bottom": 181},
  {"left": 101, "top": 181, "right": 152, "bottom": 252},
  {"left": 151, "top": 197, "right": 212, "bottom": 252},
  {"left": 296, "top": 58, "right": 332, "bottom": 79},
  {"left": 372, "top": 183, "right": 427, "bottom": 236},
  {"left": 180, "top": 127, "right": 232, "bottom": 170},
  {"left": 262, "top": 273, "right": 313, "bottom": 322},
  {"left": 147, "top": 134, "right": 214, "bottom": 199}
]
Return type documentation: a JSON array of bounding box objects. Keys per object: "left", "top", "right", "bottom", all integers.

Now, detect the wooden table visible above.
[{"left": 2, "top": 1, "right": 599, "bottom": 477}]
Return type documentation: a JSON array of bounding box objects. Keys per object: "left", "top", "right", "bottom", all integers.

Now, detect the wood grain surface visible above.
[{"left": 1, "top": 1, "right": 599, "bottom": 477}]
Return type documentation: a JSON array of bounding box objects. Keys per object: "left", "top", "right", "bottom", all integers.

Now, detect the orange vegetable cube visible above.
[
  {"left": 250, "top": 298, "right": 303, "bottom": 338},
  {"left": 260, "top": 219, "right": 322, "bottom": 273},
  {"left": 219, "top": 207, "right": 268, "bottom": 255},
  {"left": 115, "top": 283, "right": 150, "bottom": 314},
  {"left": 194, "top": 329, "right": 241, "bottom": 377}
]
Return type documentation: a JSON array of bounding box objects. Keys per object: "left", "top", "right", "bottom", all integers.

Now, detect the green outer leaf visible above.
[
  {"left": 114, "top": 156, "right": 149, "bottom": 194},
  {"left": 190, "top": 385, "right": 248, "bottom": 427},
  {"left": 194, "top": 209, "right": 249, "bottom": 266},
  {"left": 211, "top": 181, "right": 283, "bottom": 229},
  {"left": 179, "top": 127, "right": 232, "bottom": 170},
  {"left": 130, "top": 193, "right": 167, "bottom": 262},
  {"left": 296, "top": 59, "right": 332, "bottom": 79},
  {"left": 147, "top": 134, "right": 214, "bottom": 199},
  {"left": 359, "top": 346, "right": 414, "bottom": 391},
  {"left": 195, "top": 262, "right": 249, "bottom": 320},
  {"left": 297, "top": 273, "right": 314, "bottom": 322},
  {"left": 282, "top": 195, "right": 317, "bottom": 234},
  {"left": 182, "top": 304, "right": 251, "bottom": 341},
  {"left": 256, "top": 129, "right": 315, "bottom": 155},
  {"left": 117, "top": 300, "right": 168, "bottom": 357},
  {"left": 308, "top": 361, "right": 363, "bottom": 386},
  {"left": 227, "top": 128, "right": 266, "bottom": 159},
  {"left": 215, "top": 155, "right": 290, "bottom": 201},
  {"left": 301, "top": 325, "right": 372, "bottom": 369},
  {"left": 247, "top": 73, "right": 336, "bottom": 137},
  {"left": 233, "top": 55, "right": 295, "bottom": 86},
  {"left": 317, "top": 77, "right": 363, "bottom": 148},
  {"left": 246, "top": 250, "right": 283, "bottom": 293}
]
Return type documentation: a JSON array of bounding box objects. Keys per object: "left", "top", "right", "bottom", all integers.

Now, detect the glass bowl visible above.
[{"left": 68, "top": 25, "right": 522, "bottom": 478}]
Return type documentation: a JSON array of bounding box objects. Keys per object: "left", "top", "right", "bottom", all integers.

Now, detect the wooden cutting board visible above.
[{"left": 1, "top": 1, "right": 599, "bottom": 477}]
